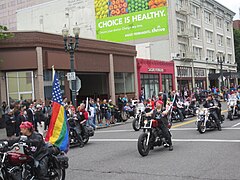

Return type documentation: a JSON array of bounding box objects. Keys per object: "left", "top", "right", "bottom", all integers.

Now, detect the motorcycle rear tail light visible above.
[{"left": 152, "top": 120, "right": 159, "bottom": 128}]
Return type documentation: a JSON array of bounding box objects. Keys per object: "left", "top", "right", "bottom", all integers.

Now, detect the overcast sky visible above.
[{"left": 215, "top": 0, "right": 240, "bottom": 19}]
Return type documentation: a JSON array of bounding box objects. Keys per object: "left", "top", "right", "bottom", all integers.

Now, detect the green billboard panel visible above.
[{"left": 94, "top": 0, "right": 169, "bottom": 42}]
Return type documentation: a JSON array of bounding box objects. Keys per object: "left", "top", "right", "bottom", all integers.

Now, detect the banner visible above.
[{"left": 94, "top": 0, "right": 169, "bottom": 42}]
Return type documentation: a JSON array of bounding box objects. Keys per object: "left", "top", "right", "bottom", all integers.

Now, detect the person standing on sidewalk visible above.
[
  {"left": 5, "top": 110, "right": 16, "bottom": 139},
  {"left": 100, "top": 99, "right": 110, "bottom": 126},
  {"left": 1, "top": 101, "right": 10, "bottom": 129},
  {"left": 108, "top": 99, "right": 115, "bottom": 124},
  {"left": 88, "top": 102, "right": 96, "bottom": 130},
  {"left": 96, "top": 98, "right": 102, "bottom": 126}
]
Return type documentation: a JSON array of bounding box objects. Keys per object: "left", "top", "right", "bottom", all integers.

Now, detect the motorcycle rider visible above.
[
  {"left": 203, "top": 94, "right": 222, "bottom": 130},
  {"left": 172, "top": 93, "right": 185, "bottom": 120},
  {"left": 7, "top": 121, "right": 49, "bottom": 179},
  {"left": 146, "top": 100, "right": 173, "bottom": 151},
  {"left": 76, "top": 103, "right": 89, "bottom": 147},
  {"left": 236, "top": 88, "right": 240, "bottom": 109}
]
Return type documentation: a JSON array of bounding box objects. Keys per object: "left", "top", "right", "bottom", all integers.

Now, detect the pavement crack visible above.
[{"left": 68, "top": 168, "right": 237, "bottom": 180}]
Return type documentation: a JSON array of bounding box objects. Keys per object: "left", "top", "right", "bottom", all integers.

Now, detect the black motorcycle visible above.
[
  {"left": 132, "top": 105, "right": 152, "bottom": 131},
  {"left": 184, "top": 100, "right": 199, "bottom": 117},
  {"left": 132, "top": 111, "right": 145, "bottom": 131},
  {"left": 168, "top": 104, "right": 184, "bottom": 122},
  {"left": 0, "top": 140, "right": 68, "bottom": 180},
  {"left": 137, "top": 119, "right": 172, "bottom": 157},
  {"left": 68, "top": 117, "right": 94, "bottom": 147}
]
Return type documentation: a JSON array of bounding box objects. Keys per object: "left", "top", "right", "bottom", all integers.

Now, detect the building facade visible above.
[
  {"left": 0, "top": 0, "right": 50, "bottom": 30},
  {"left": 171, "top": 0, "right": 237, "bottom": 91},
  {"left": 0, "top": 32, "right": 137, "bottom": 104},
  {"left": 137, "top": 59, "right": 175, "bottom": 99},
  {"left": 233, "top": 20, "right": 240, "bottom": 30}
]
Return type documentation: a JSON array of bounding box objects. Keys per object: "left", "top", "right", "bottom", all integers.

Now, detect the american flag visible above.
[
  {"left": 52, "top": 74, "right": 63, "bottom": 105},
  {"left": 45, "top": 71, "right": 69, "bottom": 153}
]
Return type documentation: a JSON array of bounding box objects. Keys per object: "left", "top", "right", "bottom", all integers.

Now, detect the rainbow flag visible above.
[{"left": 45, "top": 72, "right": 69, "bottom": 153}]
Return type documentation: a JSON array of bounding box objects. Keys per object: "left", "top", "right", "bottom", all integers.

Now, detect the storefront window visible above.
[
  {"left": 43, "top": 70, "right": 65, "bottom": 100},
  {"left": 140, "top": 74, "right": 159, "bottom": 99},
  {"left": 162, "top": 74, "right": 173, "bottom": 93},
  {"left": 114, "top": 73, "right": 134, "bottom": 94},
  {"left": 6, "top": 71, "right": 34, "bottom": 103}
]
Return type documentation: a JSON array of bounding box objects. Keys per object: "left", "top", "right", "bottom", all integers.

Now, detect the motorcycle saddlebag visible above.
[
  {"left": 86, "top": 126, "right": 94, "bottom": 137},
  {"left": 57, "top": 155, "right": 69, "bottom": 169}
]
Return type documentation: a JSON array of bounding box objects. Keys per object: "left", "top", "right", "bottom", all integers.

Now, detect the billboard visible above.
[{"left": 94, "top": 0, "right": 169, "bottom": 42}]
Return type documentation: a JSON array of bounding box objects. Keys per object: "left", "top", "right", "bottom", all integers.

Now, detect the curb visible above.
[{"left": 95, "top": 120, "right": 132, "bottom": 130}]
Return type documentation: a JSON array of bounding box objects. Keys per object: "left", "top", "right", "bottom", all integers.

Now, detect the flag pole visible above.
[{"left": 52, "top": 65, "right": 55, "bottom": 83}]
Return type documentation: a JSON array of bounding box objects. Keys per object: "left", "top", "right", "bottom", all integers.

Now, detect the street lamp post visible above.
[
  {"left": 62, "top": 23, "right": 80, "bottom": 107},
  {"left": 217, "top": 55, "right": 224, "bottom": 91}
]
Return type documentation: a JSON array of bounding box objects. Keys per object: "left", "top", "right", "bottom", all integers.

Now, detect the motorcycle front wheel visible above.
[
  {"left": 121, "top": 111, "right": 128, "bottom": 122},
  {"left": 51, "top": 168, "right": 66, "bottom": 180},
  {"left": 137, "top": 133, "right": 150, "bottom": 157},
  {"left": 132, "top": 118, "right": 141, "bottom": 131},
  {"left": 197, "top": 121, "right": 206, "bottom": 134},
  {"left": 228, "top": 111, "right": 234, "bottom": 121},
  {"left": 83, "top": 136, "right": 89, "bottom": 144}
]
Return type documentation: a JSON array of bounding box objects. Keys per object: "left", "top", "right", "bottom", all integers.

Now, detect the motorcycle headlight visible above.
[{"left": 196, "top": 109, "right": 199, "bottom": 114}]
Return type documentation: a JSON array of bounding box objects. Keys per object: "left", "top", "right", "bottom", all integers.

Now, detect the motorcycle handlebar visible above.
[
  {"left": 208, "top": 106, "right": 219, "bottom": 109},
  {"left": 0, "top": 142, "right": 27, "bottom": 152}
]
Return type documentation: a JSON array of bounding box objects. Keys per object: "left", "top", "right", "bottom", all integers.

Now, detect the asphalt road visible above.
[{"left": 67, "top": 103, "right": 240, "bottom": 180}]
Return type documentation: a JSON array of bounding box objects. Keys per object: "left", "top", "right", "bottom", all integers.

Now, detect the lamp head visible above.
[
  {"left": 62, "top": 24, "right": 69, "bottom": 38},
  {"left": 73, "top": 22, "right": 80, "bottom": 37}
]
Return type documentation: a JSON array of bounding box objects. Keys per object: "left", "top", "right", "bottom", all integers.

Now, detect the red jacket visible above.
[{"left": 77, "top": 109, "right": 88, "bottom": 122}]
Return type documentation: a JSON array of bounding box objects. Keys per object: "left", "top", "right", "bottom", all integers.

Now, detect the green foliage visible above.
[
  {"left": 0, "top": 25, "right": 13, "bottom": 40},
  {"left": 234, "top": 29, "right": 240, "bottom": 71}
]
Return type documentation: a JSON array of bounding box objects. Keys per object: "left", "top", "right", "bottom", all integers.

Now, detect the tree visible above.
[
  {"left": 0, "top": 25, "right": 13, "bottom": 40},
  {"left": 233, "top": 29, "right": 240, "bottom": 71}
]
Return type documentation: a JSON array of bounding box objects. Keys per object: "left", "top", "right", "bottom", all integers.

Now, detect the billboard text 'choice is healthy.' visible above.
[{"left": 95, "top": 0, "right": 169, "bottom": 42}]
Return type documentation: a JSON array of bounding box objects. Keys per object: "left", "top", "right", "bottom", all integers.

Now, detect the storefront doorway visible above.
[
  {"left": 77, "top": 73, "right": 108, "bottom": 102},
  {"left": 140, "top": 73, "right": 159, "bottom": 99}
]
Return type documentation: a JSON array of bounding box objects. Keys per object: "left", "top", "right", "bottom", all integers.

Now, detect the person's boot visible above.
[
  {"left": 77, "top": 134, "right": 84, "bottom": 148},
  {"left": 169, "top": 145, "right": 173, "bottom": 151},
  {"left": 218, "top": 124, "right": 222, "bottom": 131},
  {"left": 80, "top": 143, "right": 84, "bottom": 148}
]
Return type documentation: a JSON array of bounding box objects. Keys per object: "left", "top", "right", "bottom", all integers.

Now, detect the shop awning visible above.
[{"left": 208, "top": 72, "right": 239, "bottom": 80}]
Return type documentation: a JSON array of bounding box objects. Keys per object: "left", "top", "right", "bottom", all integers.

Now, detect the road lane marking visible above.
[
  {"left": 172, "top": 127, "right": 240, "bottom": 130},
  {"left": 91, "top": 138, "right": 240, "bottom": 143},
  {"left": 172, "top": 120, "right": 196, "bottom": 128},
  {"left": 173, "top": 139, "right": 240, "bottom": 143},
  {"left": 92, "top": 139, "right": 137, "bottom": 142},
  {"left": 232, "top": 122, "right": 240, "bottom": 127},
  {"left": 96, "top": 127, "right": 240, "bottom": 134},
  {"left": 172, "top": 109, "right": 228, "bottom": 128},
  {"left": 96, "top": 130, "right": 133, "bottom": 133}
]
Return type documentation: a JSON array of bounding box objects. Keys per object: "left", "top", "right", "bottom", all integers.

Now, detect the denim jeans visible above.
[{"left": 88, "top": 117, "right": 96, "bottom": 129}]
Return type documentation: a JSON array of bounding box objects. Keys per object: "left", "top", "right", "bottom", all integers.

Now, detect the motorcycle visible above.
[
  {"left": 168, "top": 103, "right": 184, "bottom": 122},
  {"left": 68, "top": 116, "right": 94, "bottom": 147},
  {"left": 137, "top": 118, "right": 172, "bottom": 157},
  {"left": 0, "top": 139, "right": 68, "bottom": 180},
  {"left": 121, "top": 105, "right": 135, "bottom": 122},
  {"left": 196, "top": 107, "right": 222, "bottom": 133},
  {"left": 227, "top": 97, "right": 240, "bottom": 121},
  {"left": 132, "top": 103, "right": 146, "bottom": 131},
  {"left": 184, "top": 99, "right": 199, "bottom": 117}
]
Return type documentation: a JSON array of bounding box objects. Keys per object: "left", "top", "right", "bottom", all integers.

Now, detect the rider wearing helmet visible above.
[{"left": 146, "top": 100, "right": 173, "bottom": 151}]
